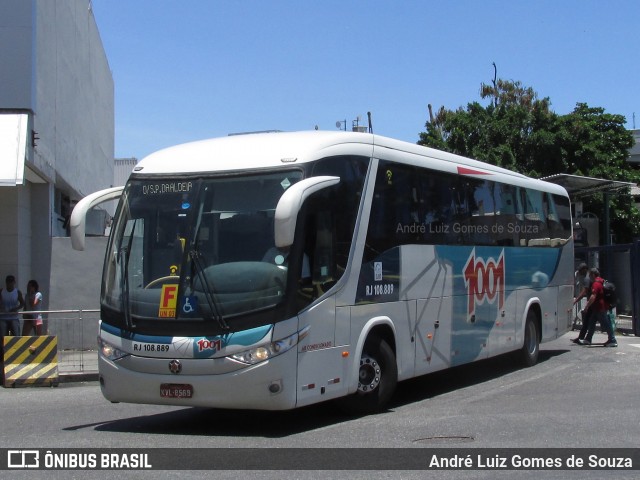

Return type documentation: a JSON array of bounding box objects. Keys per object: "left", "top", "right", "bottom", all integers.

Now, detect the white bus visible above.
[{"left": 71, "top": 131, "right": 574, "bottom": 413}]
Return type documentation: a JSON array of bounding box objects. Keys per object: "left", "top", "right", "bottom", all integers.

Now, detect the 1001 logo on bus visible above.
[{"left": 463, "top": 249, "right": 505, "bottom": 319}]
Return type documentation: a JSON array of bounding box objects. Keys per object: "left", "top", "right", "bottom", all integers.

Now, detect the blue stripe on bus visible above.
[
  {"left": 100, "top": 322, "right": 273, "bottom": 349},
  {"left": 434, "top": 245, "right": 561, "bottom": 294},
  {"left": 101, "top": 322, "right": 173, "bottom": 344},
  {"left": 435, "top": 245, "right": 561, "bottom": 366}
]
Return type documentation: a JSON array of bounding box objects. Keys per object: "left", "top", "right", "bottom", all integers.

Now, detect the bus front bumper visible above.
[{"left": 98, "top": 348, "right": 298, "bottom": 410}]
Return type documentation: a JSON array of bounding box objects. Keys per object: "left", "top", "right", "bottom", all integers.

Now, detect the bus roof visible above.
[
  {"left": 133, "top": 131, "right": 567, "bottom": 196},
  {"left": 136, "top": 131, "right": 372, "bottom": 173}
]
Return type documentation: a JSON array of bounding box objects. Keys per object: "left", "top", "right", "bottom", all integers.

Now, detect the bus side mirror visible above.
[
  {"left": 70, "top": 186, "right": 124, "bottom": 251},
  {"left": 274, "top": 176, "right": 340, "bottom": 248}
]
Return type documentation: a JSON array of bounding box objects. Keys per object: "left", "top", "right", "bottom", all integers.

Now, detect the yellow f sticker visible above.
[{"left": 159, "top": 284, "right": 179, "bottom": 318}]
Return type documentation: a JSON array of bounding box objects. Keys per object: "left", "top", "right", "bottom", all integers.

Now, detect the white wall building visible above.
[{"left": 0, "top": 0, "right": 113, "bottom": 309}]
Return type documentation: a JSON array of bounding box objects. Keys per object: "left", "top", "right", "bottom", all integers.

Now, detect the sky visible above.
[{"left": 90, "top": 0, "right": 640, "bottom": 161}]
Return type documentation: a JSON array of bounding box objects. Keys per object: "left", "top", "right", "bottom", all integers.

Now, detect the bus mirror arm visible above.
[
  {"left": 70, "top": 186, "right": 124, "bottom": 251},
  {"left": 274, "top": 176, "right": 340, "bottom": 248}
]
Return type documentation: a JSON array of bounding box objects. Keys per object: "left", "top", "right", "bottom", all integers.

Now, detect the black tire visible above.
[
  {"left": 517, "top": 309, "right": 540, "bottom": 367},
  {"left": 337, "top": 334, "right": 398, "bottom": 414}
]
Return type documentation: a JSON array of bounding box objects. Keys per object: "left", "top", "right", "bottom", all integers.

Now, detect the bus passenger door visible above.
[
  {"left": 295, "top": 296, "right": 348, "bottom": 407},
  {"left": 415, "top": 296, "right": 452, "bottom": 376}
]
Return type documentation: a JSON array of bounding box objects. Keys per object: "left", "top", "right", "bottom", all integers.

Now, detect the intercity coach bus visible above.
[{"left": 70, "top": 131, "right": 574, "bottom": 413}]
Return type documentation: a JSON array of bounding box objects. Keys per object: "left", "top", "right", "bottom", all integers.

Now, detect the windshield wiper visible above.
[{"left": 189, "top": 250, "right": 229, "bottom": 330}]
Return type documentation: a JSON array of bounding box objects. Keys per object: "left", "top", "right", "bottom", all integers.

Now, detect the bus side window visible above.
[
  {"left": 420, "top": 170, "right": 456, "bottom": 245},
  {"left": 467, "top": 179, "right": 497, "bottom": 246},
  {"left": 494, "top": 183, "right": 520, "bottom": 246},
  {"left": 551, "top": 193, "right": 572, "bottom": 241},
  {"left": 522, "top": 188, "right": 549, "bottom": 245},
  {"left": 365, "top": 162, "right": 416, "bottom": 262},
  {"left": 545, "top": 192, "right": 566, "bottom": 241}
]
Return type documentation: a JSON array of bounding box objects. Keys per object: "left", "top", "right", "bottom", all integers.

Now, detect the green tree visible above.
[
  {"left": 420, "top": 79, "right": 559, "bottom": 176},
  {"left": 558, "top": 103, "right": 640, "bottom": 243},
  {"left": 419, "top": 79, "right": 638, "bottom": 242}
]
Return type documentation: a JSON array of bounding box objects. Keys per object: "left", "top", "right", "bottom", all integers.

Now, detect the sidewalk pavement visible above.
[{"left": 572, "top": 314, "right": 635, "bottom": 336}]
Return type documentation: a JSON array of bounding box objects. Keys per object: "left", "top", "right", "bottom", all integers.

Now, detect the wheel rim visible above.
[
  {"left": 357, "top": 354, "right": 381, "bottom": 394},
  {"left": 525, "top": 321, "right": 537, "bottom": 355}
]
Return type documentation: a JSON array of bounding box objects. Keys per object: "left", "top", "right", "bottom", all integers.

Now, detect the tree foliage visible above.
[{"left": 419, "top": 79, "right": 638, "bottom": 242}]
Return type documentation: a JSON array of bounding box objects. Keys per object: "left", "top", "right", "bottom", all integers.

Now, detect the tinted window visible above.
[
  {"left": 310, "top": 156, "right": 370, "bottom": 275},
  {"left": 364, "top": 160, "right": 571, "bottom": 259},
  {"left": 296, "top": 155, "right": 369, "bottom": 304}
]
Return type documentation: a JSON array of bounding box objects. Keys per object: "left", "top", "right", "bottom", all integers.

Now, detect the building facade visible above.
[{"left": 0, "top": 0, "right": 113, "bottom": 309}]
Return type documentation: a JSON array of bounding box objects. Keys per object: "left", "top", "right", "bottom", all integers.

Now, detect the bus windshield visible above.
[{"left": 102, "top": 170, "right": 303, "bottom": 328}]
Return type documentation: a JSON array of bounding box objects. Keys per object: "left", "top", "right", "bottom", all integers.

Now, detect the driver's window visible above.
[
  {"left": 311, "top": 211, "right": 334, "bottom": 284},
  {"left": 298, "top": 198, "right": 336, "bottom": 302}
]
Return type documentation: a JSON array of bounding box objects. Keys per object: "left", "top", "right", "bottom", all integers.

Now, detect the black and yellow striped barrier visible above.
[{"left": 2, "top": 336, "right": 59, "bottom": 387}]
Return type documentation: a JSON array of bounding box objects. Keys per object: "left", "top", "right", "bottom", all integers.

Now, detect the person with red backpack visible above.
[{"left": 580, "top": 268, "right": 617, "bottom": 347}]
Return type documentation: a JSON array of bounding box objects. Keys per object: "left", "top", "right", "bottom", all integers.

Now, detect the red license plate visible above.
[{"left": 160, "top": 383, "right": 193, "bottom": 399}]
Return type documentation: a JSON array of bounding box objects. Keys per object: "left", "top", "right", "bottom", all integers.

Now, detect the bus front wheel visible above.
[{"left": 338, "top": 334, "right": 397, "bottom": 414}]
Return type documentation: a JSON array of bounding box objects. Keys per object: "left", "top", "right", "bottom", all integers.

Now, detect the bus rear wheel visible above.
[
  {"left": 337, "top": 334, "right": 397, "bottom": 414},
  {"left": 517, "top": 309, "right": 540, "bottom": 367}
]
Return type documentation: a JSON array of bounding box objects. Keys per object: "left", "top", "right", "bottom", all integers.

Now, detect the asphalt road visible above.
[{"left": 1, "top": 331, "right": 639, "bottom": 479}]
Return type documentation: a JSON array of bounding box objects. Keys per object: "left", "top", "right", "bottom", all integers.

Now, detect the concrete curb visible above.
[{"left": 59, "top": 371, "right": 99, "bottom": 383}]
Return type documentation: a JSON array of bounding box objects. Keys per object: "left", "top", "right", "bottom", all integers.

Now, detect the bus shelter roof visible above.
[{"left": 542, "top": 173, "right": 636, "bottom": 198}]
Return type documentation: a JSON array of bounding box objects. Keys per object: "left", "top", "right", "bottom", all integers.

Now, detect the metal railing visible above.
[
  {"left": 575, "top": 241, "right": 640, "bottom": 336},
  {"left": 16, "top": 308, "right": 100, "bottom": 375}
]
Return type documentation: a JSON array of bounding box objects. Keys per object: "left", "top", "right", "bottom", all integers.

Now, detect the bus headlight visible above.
[
  {"left": 98, "top": 337, "right": 129, "bottom": 361},
  {"left": 230, "top": 327, "right": 309, "bottom": 365}
]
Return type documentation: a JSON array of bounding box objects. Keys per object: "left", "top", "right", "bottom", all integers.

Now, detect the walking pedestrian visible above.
[
  {"left": 570, "top": 263, "right": 592, "bottom": 344},
  {"left": 581, "top": 268, "right": 617, "bottom": 347}
]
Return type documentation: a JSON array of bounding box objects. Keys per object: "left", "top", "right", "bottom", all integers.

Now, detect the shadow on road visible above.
[
  {"left": 390, "top": 348, "right": 568, "bottom": 409},
  {"left": 68, "top": 348, "right": 569, "bottom": 438}
]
